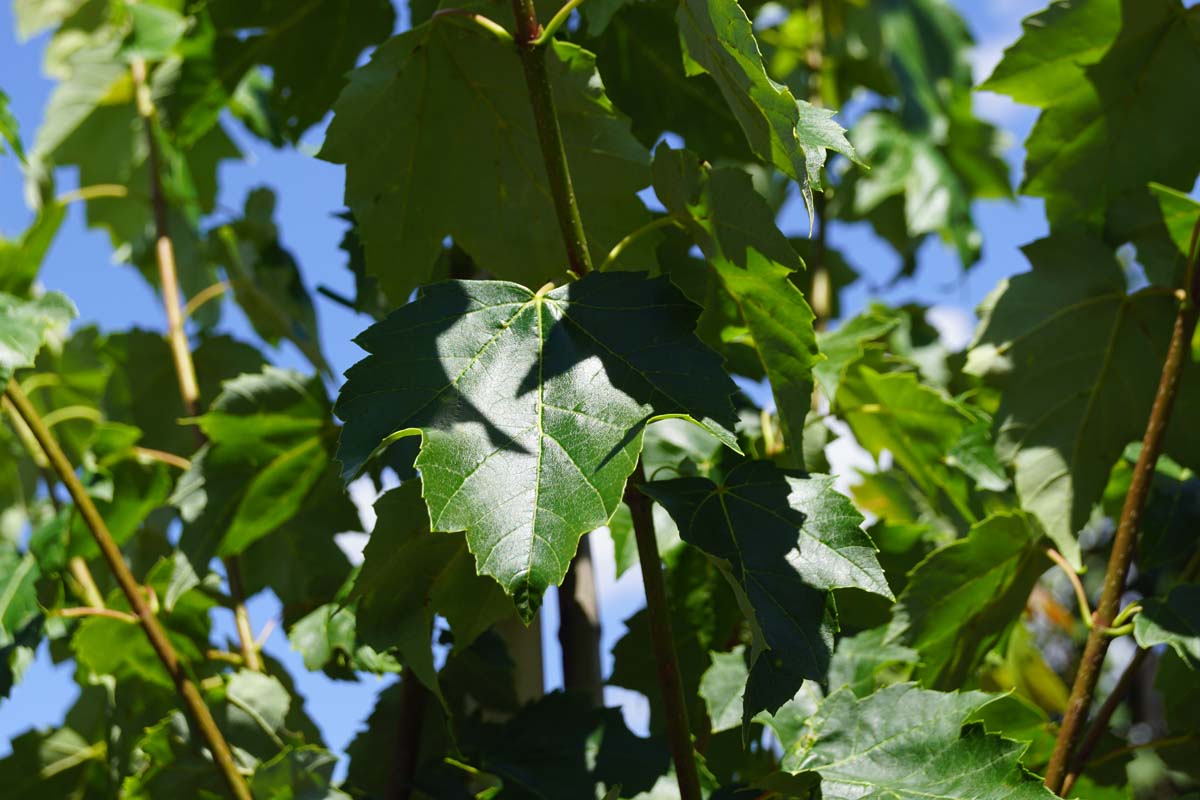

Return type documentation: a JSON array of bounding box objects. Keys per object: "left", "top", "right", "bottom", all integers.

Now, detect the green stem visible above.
[
  {"left": 510, "top": 0, "right": 593, "bottom": 277},
  {"left": 130, "top": 57, "right": 262, "bottom": 674},
  {"left": 1043, "top": 218, "right": 1200, "bottom": 795},
  {"left": 626, "top": 460, "right": 702, "bottom": 800},
  {"left": 534, "top": 0, "right": 585, "bottom": 45},
  {"left": 598, "top": 216, "right": 681, "bottom": 272},
  {"left": 1045, "top": 547, "right": 1093, "bottom": 630},
  {"left": 4, "top": 381, "right": 252, "bottom": 800}
]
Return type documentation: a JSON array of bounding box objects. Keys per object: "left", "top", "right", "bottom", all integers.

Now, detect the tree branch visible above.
[
  {"left": 130, "top": 56, "right": 261, "bottom": 674},
  {"left": 626, "top": 460, "right": 702, "bottom": 800},
  {"left": 510, "top": 0, "right": 593, "bottom": 277},
  {"left": 4, "top": 380, "right": 251, "bottom": 800},
  {"left": 1043, "top": 218, "right": 1200, "bottom": 794}
]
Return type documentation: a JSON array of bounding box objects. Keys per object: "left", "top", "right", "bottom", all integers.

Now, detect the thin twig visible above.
[
  {"left": 430, "top": 8, "right": 513, "bottom": 40},
  {"left": 1043, "top": 217, "right": 1200, "bottom": 794},
  {"left": 4, "top": 380, "right": 251, "bottom": 800},
  {"left": 130, "top": 56, "right": 262, "bottom": 675},
  {"left": 132, "top": 446, "right": 191, "bottom": 471},
  {"left": 54, "top": 606, "right": 138, "bottom": 623},
  {"left": 626, "top": 460, "right": 702, "bottom": 800},
  {"left": 534, "top": 0, "right": 586, "bottom": 45},
  {"left": 182, "top": 281, "right": 230, "bottom": 321},
  {"left": 1045, "top": 547, "right": 1093, "bottom": 629},
  {"left": 597, "top": 216, "right": 681, "bottom": 272}
]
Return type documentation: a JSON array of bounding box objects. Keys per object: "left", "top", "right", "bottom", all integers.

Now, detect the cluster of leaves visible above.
[{"left": 1, "top": 0, "right": 1198, "bottom": 798}]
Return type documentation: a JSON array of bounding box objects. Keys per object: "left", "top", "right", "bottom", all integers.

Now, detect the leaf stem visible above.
[
  {"left": 54, "top": 606, "right": 138, "bottom": 624},
  {"left": 430, "top": 8, "right": 513, "bottom": 41},
  {"left": 510, "top": 0, "right": 593, "bottom": 278},
  {"left": 1045, "top": 547, "right": 1093, "bottom": 629},
  {"left": 534, "top": 0, "right": 585, "bottom": 45},
  {"left": 130, "top": 56, "right": 262, "bottom": 674},
  {"left": 625, "top": 459, "right": 702, "bottom": 800},
  {"left": 182, "top": 280, "right": 230, "bottom": 321},
  {"left": 1042, "top": 218, "right": 1200, "bottom": 795},
  {"left": 598, "top": 216, "right": 681, "bottom": 272},
  {"left": 3, "top": 380, "right": 252, "bottom": 800}
]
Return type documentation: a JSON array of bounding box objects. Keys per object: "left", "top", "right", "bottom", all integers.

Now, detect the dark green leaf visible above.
[
  {"left": 353, "top": 482, "right": 510, "bottom": 697},
  {"left": 174, "top": 368, "right": 337, "bottom": 562},
  {"left": 336, "top": 272, "right": 738, "bottom": 619},
  {"left": 982, "top": 0, "right": 1200, "bottom": 231},
  {"left": 205, "top": 0, "right": 395, "bottom": 140},
  {"left": 967, "top": 233, "right": 1200, "bottom": 565},
  {"left": 827, "top": 626, "right": 917, "bottom": 697},
  {"left": 321, "top": 19, "right": 654, "bottom": 304},
  {"left": 1134, "top": 583, "right": 1200, "bottom": 668},
  {"left": 652, "top": 145, "right": 819, "bottom": 464},
  {"left": 643, "top": 459, "right": 889, "bottom": 723},
  {"left": 676, "top": 0, "right": 855, "bottom": 217},
  {"left": 212, "top": 187, "right": 329, "bottom": 374}
]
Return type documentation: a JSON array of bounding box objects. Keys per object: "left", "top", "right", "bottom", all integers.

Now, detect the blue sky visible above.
[{"left": 0, "top": 0, "right": 1048, "bottom": 775}]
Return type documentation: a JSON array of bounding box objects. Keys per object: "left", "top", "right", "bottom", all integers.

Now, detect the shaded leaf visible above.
[
  {"left": 1134, "top": 583, "right": 1200, "bottom": 668},
  {"left": 676, "top": 0, "right": 855, "bottom": 217},
  {"left": 353, "top": 482, "right": 510, "bottom": 697},
  {"left": 652, "top": 145, "right": 819, "bottom": 465},
  {"left": 967, "top": 233, "right": 1200, "bottom": 565},
  {"left": 643, "top": 460, "right": 888, "bottom": 723},
  {"left": 321, "top": 19, "right": 653, "bottom": 304}
]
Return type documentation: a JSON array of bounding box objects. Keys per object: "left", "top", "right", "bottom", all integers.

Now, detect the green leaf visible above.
[
  {"left": 320, "top": 18, "right": 654, "bottom": 304},
  {"left": 1153, "top": 650, "right": 1200, "bottom": 781},
  {"left": 0, "top": 88, "right": 25, "bottom": 163},
  {"left": 835, "top": 366, "right": 977, "bottom": 521},
  {"left": 699, "top": 645, "right": 748, "bottom": 734},
  {"left": 676, "top": 0, "right": 855, "bottom": 218},
  {"left": 813, "top": 304, "right": 904, "bottom": 402},
  {"left": 73, "top": 562, "right": 214, "bottom": 690},
  {"left": 651, "top": 145, "right": 819, "bottom": 464},
  {"left": 250, "top": 746, "right": 351, "bottom": 800},
  {"left": 827, "top": 627, "right": 917, "bottom": 698},
  {"left": 982, "top": 0, "right": 1200, "bottom": 230},
  {"left": 836, "top": 108, "right": 1007, "bottom": 268},
  {"left": 967, "top": 233, "right": 1200, "bottom": 566},
  {"left": 353, "top": 482, "right": 511, "bottom": 697},
  {"left": 0, "top": 202, "right": 66, "bottom": 297},
  {"left": 643, "top": 460, "right": 889, "bottom": 723},
  {"left": 1149, "top": 182, "right": 1200, "bottom": 258},
  {"left": 886, "top": 511, "right": 1049, "bottom": 689},
  {"left": 335, "top": 272, "right": 738, "bottom": 619},
  {"left": 124, "top": 4, "right": 187, "bottom": 61},
  {"left": 102, "top": 331, "right": 266, "bottom": 456},
  {"left": 212, "top": 187, "right": 329, "bottom": 374},
  {"left": 240, "top": 467, "right": 357, "bottom": 629},
  {"left": 0, "top": 726, "right": 107, "bottom": 798},
  {"left": 463, "top": 691, "right": 668, "bottom": 799},
  {"left": 1134, "top": 583, "right": 1200, "bottom": 668},
  {"left": 583, "top": 0, "right": 748, "bottom": 160},
  {"left": 204, "top": 0, "right": 395, "bottom": 141},
  {"left": 0, "top": 291, "right": 76, "bottom": 383},
  {"left": 175, "top": 367, "right": 337, "bottom": 561},
  {"left": 780, "top": 684, "right": 1055, "bottom": 799},
  {"left": 0, "top": 544, "right": 40, "bottom": 646}
]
